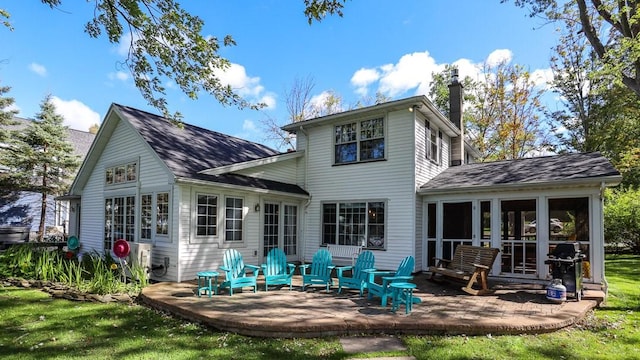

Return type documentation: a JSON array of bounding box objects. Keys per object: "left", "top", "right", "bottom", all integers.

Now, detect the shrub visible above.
[
  {"left": 0, "top": 244, "right": 148, "bottom": 295},
  {"left": 604, "top": 188, "right": 640, "bottom": 254}
]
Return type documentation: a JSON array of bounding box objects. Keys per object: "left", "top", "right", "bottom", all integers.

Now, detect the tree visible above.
[
  {"left": 429, "top": 62, "right": 549, "bottom": 161},
  {"left": 508, "top": 0, "right": 640, "bottom": 98},
  {"left": 1, "top": 1, "right": 351, "bottom": 123},
  {"left": 0, "top": 82, "right": 18, "bottom": 144},
  {"left": 0, "top": 83, "right": 19, "bottom": 195},
  {"left": 7, "top": 96, "right": 80, "bottom": 240},
  {"left": 549, "top": 8, "right": 640, "bottom": 188}
]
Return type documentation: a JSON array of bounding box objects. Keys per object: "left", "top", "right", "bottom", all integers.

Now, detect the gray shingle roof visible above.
[
  {"left": 114, "top": 104, "right": 308, "bottom": 196},
  {"left": 420, "top": 152, "right": 620, "bottom": 192},
  {"left": 10, "top": 117, "right": 95, "bottom": 158}
]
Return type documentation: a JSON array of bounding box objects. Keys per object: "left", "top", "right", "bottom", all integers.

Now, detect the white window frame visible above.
[
  {"left": 224, "top": 196, "right": 245, "bottom": 243},
  {"left": 334, "top": 117, "right": 385, "bottom": 164},
  {"left": 426, "top": 122, "right": 441, "bottom": 165},
  {"left": 195, "top": 193, "right": 218, "bottom": 238},
  {"left": 139, "top": 190, "right": 171, "bottom": 243},
  {"left": 321, "top": 200, "right": 386, "bottom": 249}
]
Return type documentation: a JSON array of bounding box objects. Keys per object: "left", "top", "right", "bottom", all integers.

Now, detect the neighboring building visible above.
[
  {"left": 65, "top": 81, "right": 621, "bottom": 289},
  {"left": 0, "top": 117, "right": 96, "bottom": 238}
]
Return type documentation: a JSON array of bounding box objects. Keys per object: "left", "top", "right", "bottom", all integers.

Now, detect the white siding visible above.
[
  {"left": 302, "top": 109, "right": 419, "bottom": 271},
  {"left": 233, "top": 158, "right": 299, "bottom": 184},
  {"left": 176, "top": 183, "right": 304, "bottom": 282},
  {"left": 78, "top": 117, "right": 175, "bottom": 281}
]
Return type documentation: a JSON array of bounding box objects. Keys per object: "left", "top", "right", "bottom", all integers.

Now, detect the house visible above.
[
  {"left": 0, "top": 117, "right": 96, "bottom": 238},
  {"left": 65, "top": 79, "right": 621, "bottom": 289}
]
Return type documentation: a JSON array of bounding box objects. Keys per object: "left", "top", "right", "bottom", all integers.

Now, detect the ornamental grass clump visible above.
[{"left": 0, "top": 244, "right": 148, "bottom": 296}]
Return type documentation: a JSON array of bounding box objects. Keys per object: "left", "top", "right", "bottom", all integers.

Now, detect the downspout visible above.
[
  {"left": 599, "top": 181, "right": 608, "bottom": 300},
  {"left": 298, "top": 125, "right": 310, "bottom": 263}
]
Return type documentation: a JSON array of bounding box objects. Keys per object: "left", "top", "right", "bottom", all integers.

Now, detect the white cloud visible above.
[
  {"left": 242, "top": 119, "right": 257, "bottom": 132},
  {"left": 51, "top": 97, "right": 101, "bottom": 132},
  {"left": 116, "top": 32, "right": 140, "bottom": 56},
  {"left": 486, "top": 49, "right": 513, "bottom": 67},
  {"left": 2, "top": 103, "right": 20, "bottom": 114},
  {"left": 214, "top": 63, "right": 265, "bottom": 98},
  {"left": 351, "top": 68, "right": 380, "bottom": 96},
  {"left": 530, "top": 68, "right": 554, "bottom": 89},
  {"left": 29, "top": 63, "right": 47, "bottom": 77},
  {"left": 349, "top": 51, "right": 443, "bottom": 99},
  {"left": 347, "top": 49, "right": 555, "bottom": 102},
  {"left": 258, "top": 93, "right": 277, "bottom": 109},
  {"left": 108, "top": 71, "right": 129, "bottom": 82}
]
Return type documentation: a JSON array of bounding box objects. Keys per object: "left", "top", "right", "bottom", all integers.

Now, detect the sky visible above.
[{"left": 1, "top": 1, "right": 560, "bottom": 150}]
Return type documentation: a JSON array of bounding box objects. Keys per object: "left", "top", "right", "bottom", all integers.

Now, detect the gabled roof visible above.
[
  {"left": 281, "top": 95, "right": 461, "bottom": 137},
  {"left": 419, "top": 152, "right": 621, "bottom": 194},
  {"left": 111, "top": 104, "right": 308, "bottom": 196}
]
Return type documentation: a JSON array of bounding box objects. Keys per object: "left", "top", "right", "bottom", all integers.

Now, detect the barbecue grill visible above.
[{"left": 544, "top": 242, "right": 585, "bottom": 301}]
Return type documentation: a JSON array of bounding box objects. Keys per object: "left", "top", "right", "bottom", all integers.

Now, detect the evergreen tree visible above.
[
  {"left": 0, "top": 83, "right": 19, "bottom": 194},
  {"left": 9, "top": 96, "right": 80, "bottom": 240}
]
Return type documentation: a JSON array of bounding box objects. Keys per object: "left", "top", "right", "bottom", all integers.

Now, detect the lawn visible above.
[{"left": 1, "top": 255, "right": 638, "bottom": 360}]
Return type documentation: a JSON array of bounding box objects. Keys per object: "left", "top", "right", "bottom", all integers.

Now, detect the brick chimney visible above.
[{"left": 448, "top": 68, "right": 464, "bottom": 166}]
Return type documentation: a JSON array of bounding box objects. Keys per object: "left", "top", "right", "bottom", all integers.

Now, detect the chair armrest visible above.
[
  {"left": 336, "top": 265, "right": 353, "bottom": 277},
  {"left": 382, "top": 275, "right": 413, "bottom": 284},
  {"left": 245, "top": 264, "right": 260, "bottom": 275},
  {"left": 472, "top": 263, "right": 490, "bottom": 270},
  {"left": 299, "top": 263, "right": 310, "bottom": 275},
  {"left": 366, "top": 270, "right": 394, "bottom": 283},
  {"left": 286, "top": 263, "right": 297, "bottom": 274},
  {"left": 218, "top": 266, "right": 230, "bottom": 273}
]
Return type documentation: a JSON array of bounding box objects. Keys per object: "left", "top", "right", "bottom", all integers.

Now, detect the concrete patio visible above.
[{"left": 139, "top": 274, "right": 604, "bottom": 338}]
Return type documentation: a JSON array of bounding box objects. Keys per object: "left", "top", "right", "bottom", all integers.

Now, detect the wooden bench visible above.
[
  {"left": 429, "top": 245, "right": 500, "bottom": 295},
  {"left": 326, "top": 244, "right": 362, "bottom": 266}
]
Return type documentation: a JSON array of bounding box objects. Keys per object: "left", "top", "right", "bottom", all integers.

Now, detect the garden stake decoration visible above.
[{"left": 113, "top": 239, "right": 131, "bottom": 282}]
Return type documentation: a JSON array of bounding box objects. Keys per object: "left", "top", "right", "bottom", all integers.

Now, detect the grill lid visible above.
[{"left": 549, "top": 242, "right": 581, "bottom": 259}]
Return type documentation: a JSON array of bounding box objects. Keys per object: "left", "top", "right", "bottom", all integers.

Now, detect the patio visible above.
[{"left": 139, "top": 274, "right": 604, "bottom": 338}]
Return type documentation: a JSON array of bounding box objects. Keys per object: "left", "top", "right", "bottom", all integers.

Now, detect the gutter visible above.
[{"left": 418, "top": 175, "right": 623, "bottom": 196}]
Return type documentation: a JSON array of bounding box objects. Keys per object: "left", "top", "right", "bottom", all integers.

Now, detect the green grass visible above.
[{"left": 1, "top": 255, "right": 639, "bottom": 359}]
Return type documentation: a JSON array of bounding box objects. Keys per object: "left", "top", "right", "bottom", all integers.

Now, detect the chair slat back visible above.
[
  {"left": 264, "top": 248, "right": 287, "bottom": 276},
  {"left": 223, "top": 249, "right": 246, "bottom": 279},
  {"left": 310, "top": 248, "right": 333, "bottom": 277},
  {"left": 396, "top": 255, "right": 415, "bottom": 277},
  {"left": 352, "top": 250, "right": 375, "bottom": 281}
]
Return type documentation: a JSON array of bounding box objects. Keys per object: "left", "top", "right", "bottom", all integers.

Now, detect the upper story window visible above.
[
  {"left": 426, "top": 122, "right": 441, "bottom": 165},
  {"left": 106, "top": 161, "right": 137, "bottom": 185},
  {"left": 335, "top": 118, "right": 384, "bottom": 164}
]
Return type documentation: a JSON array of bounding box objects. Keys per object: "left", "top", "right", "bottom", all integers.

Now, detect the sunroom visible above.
[{"left": 419, "top": 152, "right": 621, "bottom": 288}]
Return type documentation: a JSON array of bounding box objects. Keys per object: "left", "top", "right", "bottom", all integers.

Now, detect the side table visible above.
[
  {"left": 196, "top": 270, "right": 220, "bottom": 297},
  {"left": 389, "top": 282, "right": 417, "bottom": 314}
]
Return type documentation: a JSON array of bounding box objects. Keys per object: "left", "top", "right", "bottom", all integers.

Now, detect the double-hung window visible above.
[
  {"left": 426, "top": 122, "right": 441, "bottom": 164},
  {"left": 139, "top": 191, "right": 170, "bottom": 242},
  {"left": 335, "top": 118, "right": 384, "bottom": 164},
  {"left": 322, "top": 201, "right": 385, "bottom": 249},
  {"left": 225, "top": 197, "right": 244, "bottom": 242},
  {"left": 196, "top": 194, "right": 218, "bottom": 237}
]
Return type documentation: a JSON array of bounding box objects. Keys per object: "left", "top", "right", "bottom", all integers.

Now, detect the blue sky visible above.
[{"left": 1, "top": 1, "right": 559, "bottom": 149}]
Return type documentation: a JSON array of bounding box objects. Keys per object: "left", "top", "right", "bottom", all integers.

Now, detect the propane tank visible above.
[{"left": 546, "top": 278, "right": 567, "bottom": 303}]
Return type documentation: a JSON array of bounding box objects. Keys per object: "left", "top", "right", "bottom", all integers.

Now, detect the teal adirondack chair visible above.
[
  {"left": 336, "top": 250, "right": 375, "bottom": 296},
  {"left": 261, "top": 248, "right": 296, "bottom": 291},
  {"left": 218, "top": 249, "right": 260, "bottom": 295},
  {"left": 366, "top": 255, "right": 420, "bottom": 307},
  {"left": 300, "top": 248, "right": 335, "bottom": 292}
]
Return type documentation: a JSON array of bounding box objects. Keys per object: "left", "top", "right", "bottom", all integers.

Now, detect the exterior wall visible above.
[
  {"left": 233, "top": 157, "right": 299, "bottom": 184},
  {"left": 414, "top": 113, "right": 451, "bottom": 270},
  {"left": 421, "top": 185, "right": 605, "bottom": 286},
  {"left": 176, "top": 182, "right": 305, "bottom": 282},
  {"left": 78, "top": 117, "right": 175, "bottom": 280},
  {"left": 300, "top": 108, "right": 422, "bottom": 271}
]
